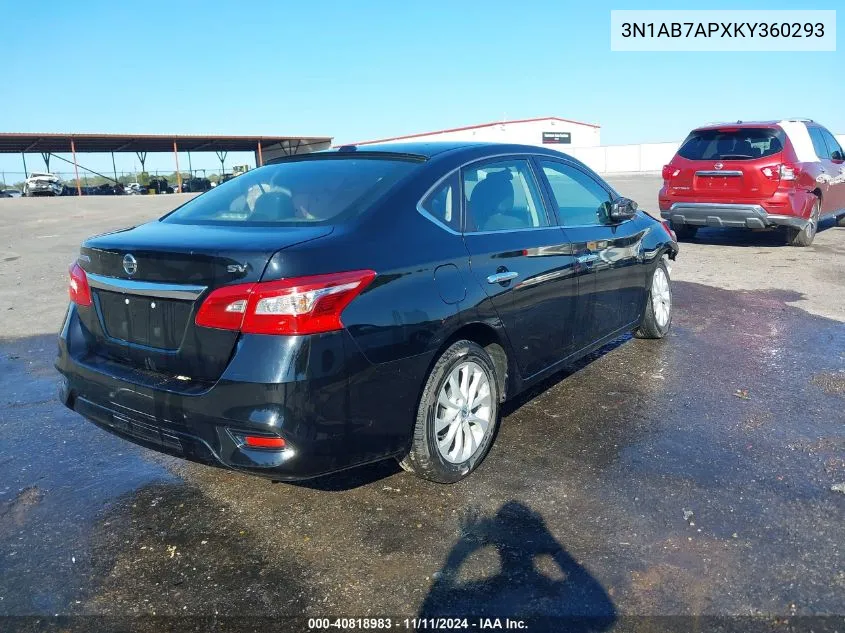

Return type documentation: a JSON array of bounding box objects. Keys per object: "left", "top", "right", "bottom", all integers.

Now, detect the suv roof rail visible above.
[{"left": 783, "top": 118, "right": 814, "bottom": 123}]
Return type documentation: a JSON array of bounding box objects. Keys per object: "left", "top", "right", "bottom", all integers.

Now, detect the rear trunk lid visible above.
[
  {"left": 77, "top": 221, "right": 333, "bottom": 382},
  {"left": 665, "top": 127, "right": 786, "bottom": 200}
]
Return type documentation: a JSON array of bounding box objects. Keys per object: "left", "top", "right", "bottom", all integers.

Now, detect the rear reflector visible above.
[
  {"left": 195, "top": 269, "right": 376, "bottom": 335},
  {"left": 68, "top": 262, "right": 92, "bottom": 306},
  {"left": 243, "top": 435, "right": 286, "bottom": 449}
]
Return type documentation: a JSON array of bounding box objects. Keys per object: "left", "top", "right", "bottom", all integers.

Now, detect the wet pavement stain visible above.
[{"left": 0, "top": 280, "right": 843, "bottom": 621}]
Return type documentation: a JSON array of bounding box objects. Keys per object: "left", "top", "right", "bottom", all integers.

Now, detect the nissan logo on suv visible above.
[
  {"left": 123, "top": 254, "right": 138, "bottom": 276},
  {"left": 714, "top": 162, "right": 724, "bottom": 170}
]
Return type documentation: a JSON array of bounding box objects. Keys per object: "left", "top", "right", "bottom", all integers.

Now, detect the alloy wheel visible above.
[{"left": 435, "top": 361, "right": 492, "bottom": 464}]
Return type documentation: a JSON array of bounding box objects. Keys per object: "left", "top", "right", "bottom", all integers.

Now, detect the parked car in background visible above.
[
  {"left": 0, "top": 190, "right": 10, "bottom": 198},
  {"left": 57, "top": 142, "right": 678, "bottom": 484},
  {"left": 181, "top": 177, "right": 212, "bottom": 193},
  {"left": 23, "top": 172, "right": 63, "bottom": 197},
  {"left": 660, "top": 119, "right": 845, "bottom": 246},
  {"left": 1, "top": 188, "right": 22, "bottom": 198},
  {"left": 147, "top": 177, "right": 174, "bottom": 194},
  {"left": 125, "top": 183, "right": 146, "bottom": 195}
]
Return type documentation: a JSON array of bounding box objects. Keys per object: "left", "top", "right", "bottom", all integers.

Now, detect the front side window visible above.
[
  {"left": 677, "top": 128, "right": 785, "bottom": 161},
  {"left": 463, "top": 159, "right": 548, "bottom": 232},
  {"left": 162, "top": 157, "right": 419, "bottom": 226},
  {"left": 808, "top": 127, "right": 831, "bottom": 159},
  {"left": 539, "top": 160, "right": 613, "bottom": 226},
  {"left": 819, "top": 128, "right": 844, "bottom": 159}
]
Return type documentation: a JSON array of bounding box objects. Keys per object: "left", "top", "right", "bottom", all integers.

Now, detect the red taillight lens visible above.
[
  {"left": 761, "top": 163, "right": 799, "bottom": 182},
  {"left": 195, "top": 270, "right": 376, "bottom": 336},
  {"left": 661, "top": 220, "right": 676, "bottom": 241},
  {"left": 68, "top": 262, "right": 92, "bottom": 306},
  {"left": 779, "top": 163, "right": 798, "bottom": 181},
  {"left": 661, "top": 164, "right": 680, "bottom": 181},
  {"left": 243, "top": 435, "right": 285, "bottom": 449}
]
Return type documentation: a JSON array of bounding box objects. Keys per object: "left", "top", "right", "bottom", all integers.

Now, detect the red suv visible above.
[{"left": 659, "top": 120, "right": 845, "bottom": 246}]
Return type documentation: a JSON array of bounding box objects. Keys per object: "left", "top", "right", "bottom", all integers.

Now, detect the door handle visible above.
[{"left": 487, "top": 271, "right": 519, "bottom": 284}]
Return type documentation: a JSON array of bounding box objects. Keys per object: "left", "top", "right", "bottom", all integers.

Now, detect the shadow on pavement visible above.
[{"left": 419, "top": 501, "right": 616, "bottom": 632}]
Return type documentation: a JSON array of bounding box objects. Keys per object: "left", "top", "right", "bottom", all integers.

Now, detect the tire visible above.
[
  {"left": 634, "top": 259, "right": 672, "bottom": 339},
  {"left": 399, "top": 340, "right": 501, "bottom": 483},
  {"left": 672, "top": 223, "right": 698, "bottom": 240},
  {"left": 786, "top": 199, "right": 819, "bottom": 247}
]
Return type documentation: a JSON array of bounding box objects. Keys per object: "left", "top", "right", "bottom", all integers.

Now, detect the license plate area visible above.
[{"left": 96, "top": 289, "right": 192, "bottom": 350}]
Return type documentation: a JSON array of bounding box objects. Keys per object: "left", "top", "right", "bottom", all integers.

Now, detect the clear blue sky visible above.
[{"left": 1, "top": 0, "right": 842, "bottom": 180}]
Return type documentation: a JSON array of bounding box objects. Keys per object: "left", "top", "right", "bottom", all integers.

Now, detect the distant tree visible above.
[{"left": 138, "top": 172, "right": 150, "bottom": 186}]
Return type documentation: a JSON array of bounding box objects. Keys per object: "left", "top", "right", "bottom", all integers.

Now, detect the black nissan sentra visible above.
[{"left": 57, "top": 143, "right": 678, "bottom": 483}]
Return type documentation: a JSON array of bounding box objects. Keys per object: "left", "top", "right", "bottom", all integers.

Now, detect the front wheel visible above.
[
  {"left": 634, "top": 259, "right": 672, "bottom": 339},
  {"left": 400, "top": 340, "right": 501, "bottom": 483}
]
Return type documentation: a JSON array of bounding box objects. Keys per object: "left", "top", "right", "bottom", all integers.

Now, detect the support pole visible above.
[
  {"left": 257, "top": 141, "right": 263, "bottom": 167},
  {"left": 21, "top": 153, "right": 28, "bottom": 179},
  {"left": 215, "top": 150, "right": 228, "bottom": 180},
  {"left": 111, "top": 152, "right": 118, "bottom": 183},
  {"left": 70, "top": 138, "right": 81, "bottom": 196},
  {"left": 187, "top": 151, "right": 193, "bottom": 178},
  {"left": 173, "top": 141, "right": 182, "bottom": 192},
  {"left": 41, "top": 152, "right": 51, "bottom": 172}
]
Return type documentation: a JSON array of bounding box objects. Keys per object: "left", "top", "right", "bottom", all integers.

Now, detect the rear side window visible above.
[
  {"left": 677, "top": 128, "right": 785, "bottom": 161},
  {"left": 807, "top": 127, "right": 830, "bottom": 159},
  {"left": 162, "top": 157, "right": 418, "bottom": 226},
  {"left": 419, "top": 173, "right": 460, "bottom": 231}
]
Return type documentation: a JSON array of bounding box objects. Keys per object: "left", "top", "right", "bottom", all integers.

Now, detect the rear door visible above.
[
  {"left": 461, "top": 157, "right": 579, "bottom": 379},
  {"left": 668, "top": 127, "right": 786, "bottom": 201},
  {"left": 815, "top": 127, "right": 845, "bottom": 213},
  {"left": 536, "top": 159, "right": 647, "bottom": 347}
]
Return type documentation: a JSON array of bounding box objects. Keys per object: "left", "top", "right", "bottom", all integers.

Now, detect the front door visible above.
[
  {"left": 536, "top": 158, "right": 648, "bottom": 347},
  {"left": 461, "top": 157, "right": 579, "bottom": 380}
]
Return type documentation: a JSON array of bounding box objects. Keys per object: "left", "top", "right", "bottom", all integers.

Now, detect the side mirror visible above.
[
  {"left": 831, "top": 150, "right": 844, "bottom": 162},
  {"left": 609, "top": 197, "right": 638, "bottom": 222}
]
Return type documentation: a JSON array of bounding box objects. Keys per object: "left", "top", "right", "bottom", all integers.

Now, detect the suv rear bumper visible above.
[{"left": 660, "top": 202, "right": 809, "bottom": 230}]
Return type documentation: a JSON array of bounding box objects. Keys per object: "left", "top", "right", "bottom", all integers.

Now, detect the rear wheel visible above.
[
  {"left": 672, "top": 223, "right": 698, "bottom": 240},
  {"left": 634, "top": 259, "right": 672, "bottom": 339},
  {"left": 400, "top": 340, "right": 500, "bottom": 483},
  {"left": 786, "top": 199, "right": 819, "bottom": 247}
]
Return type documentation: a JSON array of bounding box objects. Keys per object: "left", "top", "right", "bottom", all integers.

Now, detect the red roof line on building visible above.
[{"left": 339, "top": 116, "right": 601, "bottom": 147}]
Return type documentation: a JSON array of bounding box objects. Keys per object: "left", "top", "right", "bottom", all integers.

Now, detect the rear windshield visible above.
[
  {"left": 677, "top": 128, "right": 785, "bottom": 161},
  {"left": 162, "top": 157, "right": 419, "bottom": 226}
]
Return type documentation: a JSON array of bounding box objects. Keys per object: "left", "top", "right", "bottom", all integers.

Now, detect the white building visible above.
[{"left": 347, "top": 116, "right": 601, "bottom": 150}]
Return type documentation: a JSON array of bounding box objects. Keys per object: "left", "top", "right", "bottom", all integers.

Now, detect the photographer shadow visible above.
[{"left": 419, "top": 501, "right": 616, "bottom": 632}]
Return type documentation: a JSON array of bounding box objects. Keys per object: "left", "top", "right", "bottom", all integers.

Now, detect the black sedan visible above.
[{"left": 56, "top": 142, "right": 678, "bottom": 483}]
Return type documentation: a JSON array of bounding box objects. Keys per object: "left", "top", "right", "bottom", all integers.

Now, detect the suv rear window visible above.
[
  {"left": 162, "top": 157, "right": 419, "bottom": 226},
  {"left": 677, "top": 128, "right": 785, "bottom": 161}
]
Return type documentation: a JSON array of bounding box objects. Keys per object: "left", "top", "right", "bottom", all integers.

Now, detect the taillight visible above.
[
  {"left": 661, "top": 164, "right": 679, "bottom": 180},
  {"left": 761, "top": 163, "right": 799, "bottom": 182},
  {"left": 660, "top": 220, "right": 676, "bottom": 241},
  {"left": 195, "top": 270, "right": 376, "bottom": 335},
  {"left": 68, "top": 262, "right": 92, "bottom": 306},
  {"left": 779, "top": 163, "right": 798, "bottom": 181}
]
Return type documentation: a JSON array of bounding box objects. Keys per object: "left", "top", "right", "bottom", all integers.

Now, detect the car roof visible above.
[{"left": 319, "top": 141, "right": 580, "bottom": 161}]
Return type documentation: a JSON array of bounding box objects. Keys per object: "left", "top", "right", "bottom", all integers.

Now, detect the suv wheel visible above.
[
  {"left": 672, "top": 223, "right": 698, "bottom": 240},
  {"left": 786, "top": 199, "right": 819, "bottom": 247},
  {"left": 400, "top": 340, "right": 500, "bottom": 483},
  {"left": 634, "top": 259, "right": 672, "bottom": 339}
]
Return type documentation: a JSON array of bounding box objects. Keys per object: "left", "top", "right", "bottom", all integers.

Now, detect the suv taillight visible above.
[
  {"left": 662, "top": 164, "right": 680, "bottom": 181},
  {"left": 68, "top": 262, "right": 92, "bottom": 306},
  {"left": 761, "top": 163, "right": 799, "bottom": 182},
  {"left": 195, "top": 270, "right": 376, "bottom": 335}
]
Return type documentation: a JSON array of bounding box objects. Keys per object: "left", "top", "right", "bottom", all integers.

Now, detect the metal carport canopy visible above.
[{"left": 0, "top": 132, "right": 333, "bottom": 154}]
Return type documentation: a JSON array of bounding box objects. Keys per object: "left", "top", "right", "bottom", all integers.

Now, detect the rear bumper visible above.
[
  {"left": 661, "top": 202, "right": 809, "bottom": 230},
  {"left": 56, "top": 305, "right": 423, "bottom": 480}
]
